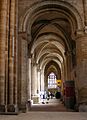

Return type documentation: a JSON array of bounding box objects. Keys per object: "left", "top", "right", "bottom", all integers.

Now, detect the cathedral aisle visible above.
[
  {"left": 30, "top": 98, "right": 68, "bottom": 112},
  {"left": 0, "top": 0, "right": 87, "bottom": 114}
]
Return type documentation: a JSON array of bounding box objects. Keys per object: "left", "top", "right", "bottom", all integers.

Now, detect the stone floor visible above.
[
  {"left": 31, "top": 99, "right": 68, "bottom": 111},
  {"left": 0, "top": 112, "right": 87, "bottom": 120},
  {"left": 0, "top": 98, "right": 87, "bottom": 120}
]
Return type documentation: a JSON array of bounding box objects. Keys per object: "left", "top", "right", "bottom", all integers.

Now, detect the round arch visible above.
[
  {"left": 19, "top": 0, "right": 83, "bottom": 33},
  {"left": 40, "top": 58, "right": 62, "bottom": 71}
]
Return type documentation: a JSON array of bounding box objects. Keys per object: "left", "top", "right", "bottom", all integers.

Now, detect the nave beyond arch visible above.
[{"left": 0, "top": 0, "right": 87, "bottom": 113}]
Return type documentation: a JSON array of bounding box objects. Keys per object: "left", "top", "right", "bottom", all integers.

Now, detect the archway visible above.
[{"left": 18, "top": 0, "right": 83, "bottom": 111}]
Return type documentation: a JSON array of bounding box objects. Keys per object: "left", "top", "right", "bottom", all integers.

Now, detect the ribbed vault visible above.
[{"left": 27, "top": 0, "right": 79, "bottom": 84}]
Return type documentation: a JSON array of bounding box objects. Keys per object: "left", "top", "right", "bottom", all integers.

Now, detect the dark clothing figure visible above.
[
  {"left": 43, "top": 94, "right": 45, "bottom": 99},
  {"left": 55, "top": 92, "right": 61, "bottom": 99},
  {"left": 50, "top": 93, "right": 54, "bottom": 99}
]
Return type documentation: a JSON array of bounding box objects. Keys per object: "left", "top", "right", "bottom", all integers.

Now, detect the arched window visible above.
[{"left": 48, "top": 72, "right": 57, "bottom": 88}]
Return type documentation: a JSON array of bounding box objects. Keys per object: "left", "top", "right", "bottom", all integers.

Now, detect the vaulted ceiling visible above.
[
  {"left": 29, "top": 4, "right": 77, "bottom": 79},
  {"left": 18, "top": 1, "right": 82, "bottom": 80}
]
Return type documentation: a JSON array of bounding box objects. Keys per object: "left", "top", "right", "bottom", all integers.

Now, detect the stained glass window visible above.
[{"left": 48, "top": 72, "right": 57, "bottom": 88}]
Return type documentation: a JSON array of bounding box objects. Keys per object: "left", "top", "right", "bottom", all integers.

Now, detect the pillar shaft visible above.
[
  {"left": 20, "top": 34, "right": 28, "bottom": 104},
  {"left": 18, "top": 32, "right": 28, "bottom": 112},
  {"left": 41, "top": 70, "right": 44, "bottom": 92},
  {"left": 64, "top": 59, "right": 68, "bottom": 81},
  {"left": 66, "top": 52, "right": 72, "bottom": 80},
  {"left": 14, "top": 0, "right": 18, "bottom": 106},
  {"left": 76, "top": 34, "right": 87, "bottom": 104},
  {"left": 31, "top": 64, "right": 38, "bottom": 96},
  {"left": 37, "top": 71, "right": 40, "bottom": 94},
  {"left": 8, "top": 0, "right": 16, "bottom": 105},
  {"left": 28, "top": 58, "right": 32, "bottom": 100},
  {"left": 0, "top": 0, "right": 8, "bottom": 105}
]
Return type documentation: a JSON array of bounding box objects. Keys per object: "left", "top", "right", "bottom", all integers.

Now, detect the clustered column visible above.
[
  {"left": 0, "top": 0, "right": 8, "bottom": 112},
  {"left": 8, "top": 0, "right": 15, "bottom": 106},
  {"left": 31, "top": 61, "right": 43, "bottom": 103},
  {"left": 0, "top": 0, "right": 18, "bottom": 112},
  {"left": 7, "top": 0, "right": 18, "bottom": 112}
]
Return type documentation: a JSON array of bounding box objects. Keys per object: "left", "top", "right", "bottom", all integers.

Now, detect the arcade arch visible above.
[{"left": 18, "top": 0, "right": 85, "bottom": 111}]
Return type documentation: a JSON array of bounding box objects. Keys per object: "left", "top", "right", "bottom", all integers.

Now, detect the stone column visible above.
[
  {"left": 13, "top": 0, "right": 18, "bottom": 112},
  {"left": 7, "top": 0, "right": 19, "bottom": 112},
  {"left": 0, "top": 0, "right": 8, "bottom": 112},
  {"left": 37, "top": 70, "right": 41, "bottom": 94},
  {"left": 31, "top": 63, "right": 38, "bottom": 96},
  {"left": 18, "top": 33, "right": 21, "bottom": 109},
  {"left": 36, "top": 69, "right": 41, "bottom": 103},
  {"left": 66, "top": 51, "right": 72, "bottom": 80},
  {"left": 28, "top": 58, "right": 32, "bottom": 100},
  {"left": 64, "top": 58, "right": 68, "bottom": 81},
  {"left": 61, "top": 63, "right": 65, "bottom": 82},
  {"left": 8, "top": 0, "right": 15, "bottom": 105},
  {"left": 31, "top": 62, "right": 38, "bottom": 103},
  {"left": 76, "top": 31, "right": 87, "bottom": 111},
  {"left": 41, "top": 69, "right": 44, "bottom": 92},
  {"left": 19, "top": 32, "right": 28, "bottom": 111}
]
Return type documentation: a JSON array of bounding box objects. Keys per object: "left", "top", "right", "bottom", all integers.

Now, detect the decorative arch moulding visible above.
[{"left": 19, "top": 0, "right": 83, "bottom": 34}]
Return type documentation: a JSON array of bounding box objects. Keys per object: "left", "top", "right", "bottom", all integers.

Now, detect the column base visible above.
[
  {"left": 65, "top": 97, "right": 75, "bottom": 109},
  {"left": 27, "top": 100, "right": 31, "bottom": 111},
  {"left": 7, "top": 104, "right": 18, "bottom": 112},
  {"left": 79, "top": 104, "right": 87, "bottom": 112},
  {"left": 0, "top": 105, "right": 5, "bottom": 112},
  {"left": 32, "top": 95, "right": 40, "bottom": 104},
  {"left": 19, "top": 103, "right": 27, "bottom": 113},
  {"left": 0, "top": 104, "right": 18, "bottom": 114}
]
